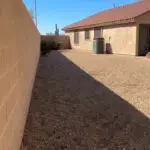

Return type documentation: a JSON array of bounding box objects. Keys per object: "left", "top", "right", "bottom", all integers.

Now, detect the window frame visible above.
[
  {"left": 74, "top": 31, "right": 79, "bottom": 44},
  {"left": 94, "top": 28, "right": 103, "bottom": 39},
  {"left": 85, "top": 30, "right": 90, "bottom": 40}
]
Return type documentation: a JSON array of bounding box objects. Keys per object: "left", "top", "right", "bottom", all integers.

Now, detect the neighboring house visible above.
[{"left": 63, "top": 0, "right": 150, "bottom": 56}]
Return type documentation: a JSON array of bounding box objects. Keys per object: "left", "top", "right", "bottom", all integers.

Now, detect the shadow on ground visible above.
[{"left": 21, "top": 51, "right": 150, "bottom": 150}]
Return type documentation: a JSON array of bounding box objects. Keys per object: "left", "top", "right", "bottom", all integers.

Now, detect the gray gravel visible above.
[{"left": 21, "top": 50, "right": 150, "bottom": 150}]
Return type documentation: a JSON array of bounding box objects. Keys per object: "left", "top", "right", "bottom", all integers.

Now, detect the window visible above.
[
  {"left": 94, "top": 28, "right": 103, "bottom": 39},
  {"left": 85, "top": 30, "right": 90, "bottom": 40},
  {"left": 74, "top": 31, "right": 79, "bottom": 44}
]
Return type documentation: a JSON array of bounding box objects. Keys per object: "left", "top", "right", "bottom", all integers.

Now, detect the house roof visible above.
[{"left": 63, "top": 0, "right": 150, "bottom": 31}]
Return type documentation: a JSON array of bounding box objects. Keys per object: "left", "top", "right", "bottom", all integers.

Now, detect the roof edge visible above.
[
  {"left": 63, "top": 18, "right": 136, "bottom": 31},
  {"left": 134, "top": 10, "right": 150, "bottom": 20}
]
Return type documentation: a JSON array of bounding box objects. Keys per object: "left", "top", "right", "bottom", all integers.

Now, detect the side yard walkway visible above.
[{"left": 22, "top": 51, "right": 150, "bottom": 150}]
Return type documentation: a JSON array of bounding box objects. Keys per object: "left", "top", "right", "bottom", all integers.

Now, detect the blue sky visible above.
[{"left": 23, "top": 0, "right": 137, "bottom": 34}]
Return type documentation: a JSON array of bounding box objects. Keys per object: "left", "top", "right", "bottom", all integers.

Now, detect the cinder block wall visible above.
[{"left": 0, "top": 0, "right": 40, "bottom": 150}]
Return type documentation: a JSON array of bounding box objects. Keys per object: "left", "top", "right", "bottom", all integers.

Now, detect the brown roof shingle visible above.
[{"left": 63, "top": 0, "right": 150, "bottom": 31}]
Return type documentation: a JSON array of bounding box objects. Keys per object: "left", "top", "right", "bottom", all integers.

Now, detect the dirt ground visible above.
[{"left": 21, "top": 50, "right": 150, "bottom": 150}]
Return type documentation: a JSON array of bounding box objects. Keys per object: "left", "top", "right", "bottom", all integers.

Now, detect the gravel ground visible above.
[{"left": 21, "top": 50, "right": 150, "bottom": 150}]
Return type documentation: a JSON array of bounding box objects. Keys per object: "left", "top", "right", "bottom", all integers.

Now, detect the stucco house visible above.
[{"left": 63, "top": 0, "right": 150, "bottom": 56}]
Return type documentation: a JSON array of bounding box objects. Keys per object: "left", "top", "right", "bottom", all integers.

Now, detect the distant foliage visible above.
[
  {"left": 46, "top": 32, "right": 54, "bottom": 35},
  {"left": 41, "top": 40, "right": 60, "bottom": 56}
]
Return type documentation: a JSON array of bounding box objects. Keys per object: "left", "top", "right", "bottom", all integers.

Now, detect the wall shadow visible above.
[{"left": 22, "top": 51, "right": 150, "bottom": 150}]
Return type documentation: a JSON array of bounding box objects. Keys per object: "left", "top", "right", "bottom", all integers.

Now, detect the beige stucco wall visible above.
[
  {"left": 65, "top": 30, "right": 94, "bottom": 51},
  {"left": 103, "top": 25, "right": 137, "bottom": 55},
  {"left": 65, "top": 24, "right": 137, "bottom": 55},
  {"left": 0, "top": 0, "right": 40, "bottom": 150}
]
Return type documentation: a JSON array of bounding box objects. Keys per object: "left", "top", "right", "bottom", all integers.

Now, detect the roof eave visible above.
[{"left": 64, "top": 18, "right": 136, "bottom": 31}]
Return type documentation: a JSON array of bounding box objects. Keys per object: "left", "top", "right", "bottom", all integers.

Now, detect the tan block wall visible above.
[
  {"left": 41, "top": 35, "right": 71, "bottom": 49},
  {"left": 0, "top": 0, "right": 40, "bottom": 150},
  {"left": 65, "top": 24, "right": 137, "bottom": 55}
]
